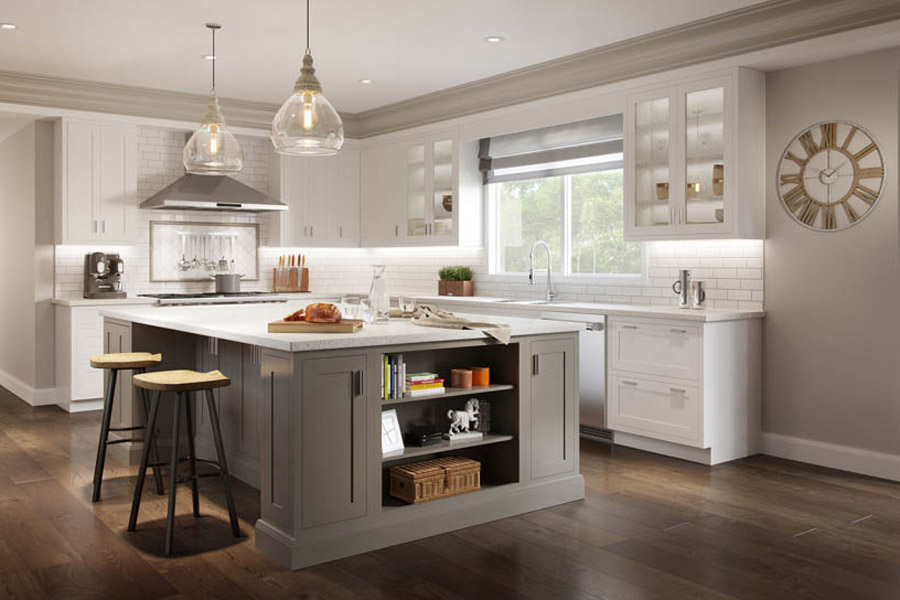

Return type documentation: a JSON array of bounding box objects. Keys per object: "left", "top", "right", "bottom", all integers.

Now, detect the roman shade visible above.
[{"left": 479, "top": 114, "right": 623, "bottom": 184}]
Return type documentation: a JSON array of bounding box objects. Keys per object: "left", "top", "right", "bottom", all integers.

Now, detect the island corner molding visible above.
[{"left": 0, "top": 0, "right": 898, "bottom": 137}]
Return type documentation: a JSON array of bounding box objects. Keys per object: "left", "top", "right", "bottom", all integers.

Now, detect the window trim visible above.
[{"left": 486, "top": 174, "right": 647, "bottom": 284}]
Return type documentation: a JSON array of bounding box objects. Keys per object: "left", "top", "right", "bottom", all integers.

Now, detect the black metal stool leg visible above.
[
  {"left": 206, "top": 389, "right": 241, "bottom": 537},
  {"left": 137, "top": 368, "right": 165, "bottom": 496},
  {"left": 128, "top": 390, "right": 160, "bottom": 532},
  {"left": 91, "top": 368, "right": 118, "bottom": 502},
  {"left": 165, "top": 393, "right": 183, "bottom": 556},
  {"left": 183, "top": 392, "right": 201, "bottom": 518}
]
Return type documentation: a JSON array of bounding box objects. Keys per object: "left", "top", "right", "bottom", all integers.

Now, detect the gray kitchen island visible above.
[{"left": 99, "top": 303, "right": 584, "bottom": 569}]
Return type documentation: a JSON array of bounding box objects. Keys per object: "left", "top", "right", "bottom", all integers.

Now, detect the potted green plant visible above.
[{"left": 438, "top": 266, "right": 474, "bottom": 297}]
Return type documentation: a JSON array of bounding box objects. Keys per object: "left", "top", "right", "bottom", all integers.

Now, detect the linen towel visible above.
[{"left": 411, "top": 304, "right": 512, "bottom": 344}]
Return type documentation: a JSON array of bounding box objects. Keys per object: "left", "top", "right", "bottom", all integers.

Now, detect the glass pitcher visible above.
[{"left": 368, "top": 265, "right": 390, "bottom": 322}]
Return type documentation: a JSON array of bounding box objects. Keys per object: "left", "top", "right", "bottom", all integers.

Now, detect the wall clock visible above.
[{"left": 777, "top": 121, "right": 885, "bottom": 231}]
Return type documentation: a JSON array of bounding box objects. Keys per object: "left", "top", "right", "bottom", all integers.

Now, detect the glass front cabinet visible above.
[
  {"left": 404, "top": 134, "right": 458, "bottom": 244},
  {"left": 624, "top": 69, "right": 764, "bottom": 240}
]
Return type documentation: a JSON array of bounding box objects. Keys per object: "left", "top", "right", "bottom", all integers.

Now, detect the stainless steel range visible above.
[{"left": 139, "top": 292, "right": 310, "bottom": 306}]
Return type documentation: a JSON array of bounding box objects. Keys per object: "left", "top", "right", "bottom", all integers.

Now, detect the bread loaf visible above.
[{"left": 305, "top": 302, "right": 342, "bottom": 323}]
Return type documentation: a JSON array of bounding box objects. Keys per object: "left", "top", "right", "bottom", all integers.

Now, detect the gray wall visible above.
[
  {"left": 0, "top": 122, "right": 38, "bottom": 387},
  {"left": 764, "top": 48, "right": 900, "bottom": 456}
]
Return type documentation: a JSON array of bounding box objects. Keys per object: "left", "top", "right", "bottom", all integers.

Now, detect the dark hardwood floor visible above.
[{"left": 0, "top": 385, "right": 898, "bottom": 599}]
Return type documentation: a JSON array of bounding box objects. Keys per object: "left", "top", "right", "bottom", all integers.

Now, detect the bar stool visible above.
[
  {"left": 90, "top": 352, "right": 165, "bottom": 502},
  {"left": 128, "top": 369, "right": 241, "bottom": 556}
]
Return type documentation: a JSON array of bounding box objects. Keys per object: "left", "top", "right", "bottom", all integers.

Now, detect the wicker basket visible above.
[{"left": 389, "top": 456, "right": 481, "bottom": 504}]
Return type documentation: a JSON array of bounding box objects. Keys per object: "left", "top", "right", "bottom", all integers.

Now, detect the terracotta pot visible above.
[{"left": 438, "top": 280, "right": 474, "bottom": 297}]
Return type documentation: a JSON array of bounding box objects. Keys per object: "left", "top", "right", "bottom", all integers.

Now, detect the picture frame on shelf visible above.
[{"left": 381, "top": 409, "right": 404, "bottom": 455}]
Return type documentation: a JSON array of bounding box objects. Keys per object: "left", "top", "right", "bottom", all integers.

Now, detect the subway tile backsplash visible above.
[{"left": 54, "top": 125, "right": 764, "bottom": 311}]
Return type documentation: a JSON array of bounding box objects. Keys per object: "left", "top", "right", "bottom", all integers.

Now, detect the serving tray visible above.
[{"left": 267, "top": 319, "right": 364, "bottom": 334}]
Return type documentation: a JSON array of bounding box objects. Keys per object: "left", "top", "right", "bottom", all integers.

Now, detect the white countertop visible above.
[
  {"left": 415, "top": 295, "right": 764, "bottom": 322},
  {"left": 99, "top": 303, "right": 581, "bottom": 352},
  {"left": 52, "top": 297, "right": 158, "bottom": 307}
]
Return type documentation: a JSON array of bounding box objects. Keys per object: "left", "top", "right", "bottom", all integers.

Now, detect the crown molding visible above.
[
  {"left": 352, "top": 0, "right": 900, "bottom": 137},
  {"left": 0, "top": 0, "right": 898, "bottom": 139},
  {"left": 0, "top": 70, "right": 366, "bottom": 137}
]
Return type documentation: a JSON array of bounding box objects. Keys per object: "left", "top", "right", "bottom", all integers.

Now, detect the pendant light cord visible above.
[
  {"left": 306, "top": 0, "right": 310, "bottom": 53},
  {"left": 211, "top": 26, "right": 216, "bottom": 90}
]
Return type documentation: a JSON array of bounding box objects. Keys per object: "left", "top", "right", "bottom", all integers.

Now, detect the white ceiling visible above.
[{"left": 0, "top": 0, "right": 766, "bottom": 113}]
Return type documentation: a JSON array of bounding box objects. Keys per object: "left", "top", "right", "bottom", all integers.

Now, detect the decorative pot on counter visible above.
[{"left": 438, "top": 280, "right": 474, "bottom": 297}]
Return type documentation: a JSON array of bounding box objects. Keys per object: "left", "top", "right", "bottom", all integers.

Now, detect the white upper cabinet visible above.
[
  {"left": 54, "top": 119, "right": 138, "bottom": 244},
  {"left": 624, "top": 68, "right": 764, "bottom": 240},
  {"left": 360, "top": 127, "right": 482, "bottom": 247},
  {"left": 274, "top": 144, "right": 361, "bottom": 247}
]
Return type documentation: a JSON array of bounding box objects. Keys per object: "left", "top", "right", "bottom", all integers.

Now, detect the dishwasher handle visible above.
[{"left": 585, "top": 322, "right": 604, "bottom": 332}]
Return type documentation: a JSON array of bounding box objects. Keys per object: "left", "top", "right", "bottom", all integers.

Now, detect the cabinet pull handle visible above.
[
  {"left": 622, "top": 380, "right": 638, "bottom": 386},
  {"left": 670, "top": 328, "right": 687, "bottom": 334},
  {"left": 670, "top": 387, "right": 686, "bottom": 394},
  {"left": 354, "top": 370, "right": 364, "bottom": 397},
  {"left": 310, "top": 226, "right": 314, "bottom": 237},
  {"left": 532, "top": 355, "right": 539, "bottom": 376},
  {"left": 339, "top": 226, "right": 343, "bottom": 238},
  {"left": 93, "top": 220, "right": 97, "bottom": 233},
  {"left": 622, "top": 325, "right": 638, "bottom": 330},
  {"left": 101, "top": 220, "right": 105, "bottom": 233},
  {"left": 394, "top": 224, "right": 399, "bottom": 237}
]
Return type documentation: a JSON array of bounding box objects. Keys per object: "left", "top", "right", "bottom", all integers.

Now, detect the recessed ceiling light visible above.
[
  {"left": 0, "top": 22, "right": 17, "bottom": 30},
  {"left": 484, "top": 35, "right": 504, "bottom": 43},
  {"left": 358, "top": 78, "right": 373, "bottom": 84},
  {"left": 201, "top": 54, "right": 217, "bottom": 60}
]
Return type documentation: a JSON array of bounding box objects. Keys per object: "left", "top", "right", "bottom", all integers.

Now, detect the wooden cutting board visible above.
[{"left": 267, "top": 319, "right": 364, "bottom": 334}]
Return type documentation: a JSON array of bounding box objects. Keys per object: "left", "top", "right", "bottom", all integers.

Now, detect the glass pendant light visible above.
[
  {"left": 183, "top": 23, "right": 243, "bottom": 174},
  {"left": 270, "top": 0, "right": 344, "bottom": 156}
]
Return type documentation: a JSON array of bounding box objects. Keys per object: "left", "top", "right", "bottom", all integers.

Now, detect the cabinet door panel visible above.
[
  {"left": 239, "top": 345, "right": 261, "bottom": 461},
  {"left": 280, "top": 156, "right": 309, "bottom": 246},
  {"left": 97, "top": 125, "right": 136, "bottom": 241},
  {"left": 360, "top": 143, "right": 404, "bottom": 245},
  {"left": 103, "top": 320, "right": 133, "bottom": 429},
  {"left": 301, "top": 355, "right": 366, "bottom": 528},
  {"left": 609, "top": 320, "right": 700, "bottom": 381},
  {"left": 530, "top": 339, "right": 576, "bottom": 480},
  {"left": 335, "top": 148, "right": 360, "bottom": 245},
  {"left": 608, "top": 375, "right": 702, "bottom": 446},
  {"left": 65, "top": 121, "right": 98, "bottom": 241},
  {"left": 259, "top": 350, "right": 293, "bottom": 532},
  {"left": 74, "top": 308, "right": 104, "bottom": 400}
]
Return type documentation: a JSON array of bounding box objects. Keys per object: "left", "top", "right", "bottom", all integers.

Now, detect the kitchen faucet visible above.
[{"left": 528, "top": 240, "right": 557, "bottom": 302}]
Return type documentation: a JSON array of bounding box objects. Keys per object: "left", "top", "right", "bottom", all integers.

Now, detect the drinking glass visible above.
[
  {"left": 397, "top": 295, "right": 415, "bottom": 313},
  {"left": 359, "top": 299, "right": 375, "bottom": 324},
  {"left": 341, "top": 296, "right": 360, "bottom": 320}
]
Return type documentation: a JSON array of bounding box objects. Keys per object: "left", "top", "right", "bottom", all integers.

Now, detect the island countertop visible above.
[{"left": 99, "top": 303, "right": 581, "bottom": 352}]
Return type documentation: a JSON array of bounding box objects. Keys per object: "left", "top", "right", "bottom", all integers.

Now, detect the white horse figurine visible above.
[{"left": 448, "top": 399, "right": 480, "bottom": 435}]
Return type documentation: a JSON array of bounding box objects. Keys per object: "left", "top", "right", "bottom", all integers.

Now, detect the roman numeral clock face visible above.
[{"left": 777, "top": 121, "right": 885, "bottom": 231}]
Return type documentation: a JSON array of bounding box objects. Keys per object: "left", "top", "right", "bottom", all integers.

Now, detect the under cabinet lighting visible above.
[
  {"left": 358, "top": 78, "right": 373, "bottom": 84},
  {"left": 0, "top": 23, "right": 17, "bottom": 30},
  {"left": 484, "top": 35, "right": 505, "bottom": 43}
]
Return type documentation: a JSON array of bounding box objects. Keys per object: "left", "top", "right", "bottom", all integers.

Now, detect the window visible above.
[{"left": 482, "top": 115, "right": 642, "bottom": 278}]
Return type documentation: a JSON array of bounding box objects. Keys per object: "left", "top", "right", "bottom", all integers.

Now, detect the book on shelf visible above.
[
  {"left": 406, "top": 372, "right": 439, "bottom": 383},
  {"left": 407, "top": 379, "right": 444, "bottom": 391},
  {"left": 406, "top": 387, "right": 446, "bottom": 398}
]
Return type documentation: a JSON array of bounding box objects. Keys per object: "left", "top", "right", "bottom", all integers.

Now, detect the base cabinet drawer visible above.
[
  {"left": 608, "top": 375, "right": 702, "bottom": 447},
  {"left": 609, "top": 320, "right": 700, "bottom": 380}
]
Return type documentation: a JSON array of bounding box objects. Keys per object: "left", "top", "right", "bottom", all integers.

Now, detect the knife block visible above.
[{"left": 273, "top": 267, "right": 309, "bottom": 292}]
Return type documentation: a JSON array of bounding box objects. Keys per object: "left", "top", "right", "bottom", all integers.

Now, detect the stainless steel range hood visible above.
[{"left": 140, "top": 174, "right": 288, "bottom": 212}]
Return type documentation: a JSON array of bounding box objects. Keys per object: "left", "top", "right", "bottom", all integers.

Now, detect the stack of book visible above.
[{"left": 405, "top": 372, "right": 445, "bottom": 397}]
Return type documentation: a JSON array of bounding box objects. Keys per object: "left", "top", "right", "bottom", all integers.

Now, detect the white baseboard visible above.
[
  {"left": 64, "top": 399, "right": 103, "bottom": 413},
  {"left": 0, "top": 369, "right": 56, "bottom": 407},
  {"left": 761, "top": 432, "right": 900, "bottom": 482}
]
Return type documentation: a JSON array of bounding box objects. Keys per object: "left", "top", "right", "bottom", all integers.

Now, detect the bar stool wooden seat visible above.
[
  {"left": 90, "top": 352, "right": 165, "bottom": 502},
  {"left": 128, "top": 369, "right": 241, "bottom": 556}
]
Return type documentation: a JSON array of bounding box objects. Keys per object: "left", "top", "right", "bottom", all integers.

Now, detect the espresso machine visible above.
[{"left": 84, "top": 252, "right": 126, "bottom": 299}]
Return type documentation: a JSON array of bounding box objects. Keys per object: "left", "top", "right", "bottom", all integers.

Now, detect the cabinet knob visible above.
[
  {"left": 670, "top": 328, "right": 687, "bottom": 334},
  {"left": 622, "top": 325, "right": 638, "bottom": 330},
  {"left": 622, "top": 380, "right": 638, "bottom": 386},
  {"left": 670, "top": 387, "right": 686, "bottom": 394}
]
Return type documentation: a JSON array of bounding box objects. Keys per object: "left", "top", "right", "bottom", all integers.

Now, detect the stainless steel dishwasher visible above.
[{"left": 540, "top": 312, "right": 609, "bottom": 442}]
